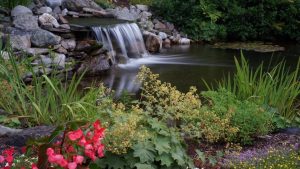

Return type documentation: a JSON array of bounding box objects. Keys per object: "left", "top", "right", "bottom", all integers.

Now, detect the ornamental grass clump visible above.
[{"left": 211, "top": 55, "right": 300, "bottom": 121}]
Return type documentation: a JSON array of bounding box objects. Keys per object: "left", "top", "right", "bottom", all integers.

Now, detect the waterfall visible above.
[{"left": 92, "top": 23, "right": 148, "bottom": 64}]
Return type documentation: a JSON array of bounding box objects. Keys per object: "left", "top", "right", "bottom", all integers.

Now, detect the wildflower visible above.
[
  {"left": 73, "top": 155, "right": 84, "bottom": 165},
  {"left": 31, "top": 163, "right": 38, "bottom": 169},
  {"left": 67, "top": 162, "right": 77, "bottom": 169},
  {"left": 0, "top": 155, "right": 5, "bottom": 163}
]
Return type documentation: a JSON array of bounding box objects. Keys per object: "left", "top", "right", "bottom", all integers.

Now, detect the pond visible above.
[{"left": 85, "top": 44, "right": 300, "bottom": 96}]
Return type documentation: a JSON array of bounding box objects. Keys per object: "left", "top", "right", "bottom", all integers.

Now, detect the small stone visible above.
[
  {"left": 53, "top": 6, "right": 62, "bottom": 14},
  {"left": 62, "top": 8, "right": 68, "bottom": 16},
  {"left": 59, "top": 24, "right": 70, "bottom": 30},
  {"left": 62, "top": 0, "right": 103, "bottom": 12},
  {"left": 75, "top": 41, "right": 91, "bottom": 51},
  {"left": 11, "top": 5, "right": 33, "bottom": 17},
  {"left": 163, "top": 39, "right": 171, "bottom": 48},
  {"left": 58, "top": 14, "right": 69, "bottom": 24},
  {"left": 36, "top": 7, "right": 52, "bottom": 14},
  {"left": 55, "top": 46, "right": 68, "bottom": 54},
  {"left": 52, "top": 53, "right": 66, "bottom": 68},
  {"left": 158, "top": 32, "right": 168, "bottom": 40},
  {"left": 154, "top": 21, "right": 167, "bottom": 30},
  {"left": 136, "top": 4, "right": 149, "bottom": 11},
  {"left": 39, "top": 13, "right": 60, "bottom": 28},
  {"left": 67, "top": 11, "right": 79, "bottom": 16},
  {"left": 179, "top": 38, "right": 191, "bottom": 45},
  {"left": 61, "top": 39, "right": 76, "bottom": 51},
  {"left": 46, "top": 0, "right": 62, "bottom": 8},
  {"left": 25, "top": 48, "right": 49, "bottom": 56}
]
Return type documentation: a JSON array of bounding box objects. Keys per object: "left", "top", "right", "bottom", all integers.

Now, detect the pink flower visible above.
[
  {"left": 93, "top": 120, "right": 101, "bottom": 130},
  {"left": 97, "top": 144, "right": 105, "bottom": 158},
  {"left": 46, "top": 148, "right": 55, "bottom": 156},
  {"left": 84, "top": 149, "right": 96, "bottom": 161},
  {"left": 84, "top": 144, "right": 93, "bottom": 150},
  {"left": 66, "top": 145, "right": 75, "bottom": 153},
  {"left": 68, "top": 162, "right": 77, "bottom": 169},
  {"left": 6, "top": 155, "right": 13, "bottom": 163},
  {"left": 0, "top": 155, "right": 5, "bottom": 163},
  {"left": 58, "top": 158, "right": 68, "bottom": 168},
  {"left": 68, "top": 129, "right": 83, "bottom": 141},
  {"left": 31, "top": 163, "right": 38, "bottom": 169},
  {"left": 73, "top": 155, "right": 84, "bottom": 164},
  {"left": 78, "top": 137, "right": 87, "bottom": 146}
]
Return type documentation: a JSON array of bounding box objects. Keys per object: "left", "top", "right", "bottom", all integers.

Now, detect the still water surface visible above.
[{"left": 89, "top": 44, "right": 300, "bottom": 96}]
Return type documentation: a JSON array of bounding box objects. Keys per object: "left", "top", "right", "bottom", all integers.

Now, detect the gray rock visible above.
[
  {"left": 53, "top": 6, "right": 62, "bottom": 14},
  {"left": 32, "top": 55, "right": 53, "bottom": 66},
  {"left": 11, "top": 5, "right": 33, "bottom": 17},
  {"left": 31, "top": 29, "right": 61, "bottom": 47},
  {"left": 58, "top": 14, "right": 69, "bottom": 24},
  {"left": 62, "top": 8, "right": 68, "bottom": 16},
  {"left": 77, "top": 54, "right": 111, "bottom": 75},
  {"left": 143, "top": 31, "right": 162, "bottom": 53},
  {"left": 67, "top": 11, "right": 79, "bottom": 16},
  {"left": 36, "top": 7, "right": 52, "bottom": 14},
  {"left": 61, "top": 39, "right": 76, "bottom": 51},
  {"left": 52, "top": 53, "right": 66, "bottom": 68},
  {"left": 113, "top": 7, "right": 140, "bottom": 21},
  {"left": 13, "top": 14, "right": 39, "bottom": 30},
  {"left": 59, "top": 24, "right": 70, "bottom": 29},
  {"left": 139, "top": 11, "right": 152, "bottom": 20},
  {"left": 62, "top": 0, "right": 102, "bottom": 12},
  {"left": 154, "top": 21, "right": 167, "bottom": 30},
  {"left": 55, "top": 46, "right": 68, "bottom": 54},
  {"left": 39, "top": 13, "right": 60, "bottom": 28},
  {"left": 46, "top": 0, "right": 62, "bottom": 8},
  {"left": 10, "top": 34, "right": 31, "bottom": 50},
  {"left": 82, "top": 7, "right": 108, "bottom": 17},
  {"left": 136, "top": 4, "right": 149, "bottom": 11},
  {"left": 165, "top": 22, "right": 175, "bottom": 31},
  {"left": 25, "top": 48, "right": 49, "bottom": 56},
  {"left": 178, "top": 38, "right": 191, "bottom": 45},
  {"left": 158, "top": 32, "right": 168, "bottom": 40}
]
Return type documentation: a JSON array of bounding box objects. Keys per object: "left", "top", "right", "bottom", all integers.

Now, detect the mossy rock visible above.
[{"left": 213, "top": 42, "right": 285, "bottom": 53}]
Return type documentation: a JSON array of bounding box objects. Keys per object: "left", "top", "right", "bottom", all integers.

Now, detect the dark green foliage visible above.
[
  {"left": 151, "top": 0, "right": 300, "bottom": 42},
  {"left": 0, "top": 0, "right": 32, "bottom": 9}
]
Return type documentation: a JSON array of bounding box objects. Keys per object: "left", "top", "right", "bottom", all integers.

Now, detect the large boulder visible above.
[
  {"left": 143, "top": 31, "right": 162, "bottom": 53},
  {"left": 13, "top": 15, "right": 39, "bottom": 30},
  {"left": 46, "top": 0, "right": 62, "bottom": 8},
  {"left": 31, "top": 29, "right": 61, "bottom": 47},
  {"left": 39, "top": 13, "right": 60, "bottom": 28},
  {"left": 62, "top": 0, "right": 102, "bottom": 12},
  {"left": 36, "top": 7, "right": 53, "bottom": 15},
  {"left": 11, "top": 5, "right": 33, "bottom": 17}
]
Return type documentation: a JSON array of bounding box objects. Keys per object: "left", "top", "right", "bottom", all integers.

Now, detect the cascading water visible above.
[{"left": 92, "top": 23, "right": 148, "bottom": 64}]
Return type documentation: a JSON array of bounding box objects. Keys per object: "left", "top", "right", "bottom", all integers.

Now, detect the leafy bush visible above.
[
  {"left": 137, "top": 66, "right": 273, "bottom": 145},
  {"left": 200, "top": 89, "right": 273, "bottom": 144},
  {"left": 150, "top": 0, "right": 300, "bottom": 42},
  {"left": 209, "top": 55, "right": 300, "bottom": 123},
  {"left": 130, "top": 0, "right": 153, "bottom": 5}
]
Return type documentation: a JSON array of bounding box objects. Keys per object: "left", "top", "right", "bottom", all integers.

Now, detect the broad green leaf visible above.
[
  {"left": 135, "top": 163, "right": 156, "bottom": 169},
  {"left": 133, "top": 142, "right": 156, "bottom": 163},
  {"left": 156, "top": 153, "right": 173, "bottom": 167},
  {"left": 154, "top": 136, "right": 171, "bottom": 155},
  {"left": 195, "top": 149, "right": 205, "bottom": 162}
]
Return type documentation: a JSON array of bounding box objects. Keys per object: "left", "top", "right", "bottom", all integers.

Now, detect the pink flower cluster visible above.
[
  {"left": 46, "top": 120, "right": 106, "bottom": 169},
  {"left": 0, "top": 147, "right": 37, "bottom": 169}
]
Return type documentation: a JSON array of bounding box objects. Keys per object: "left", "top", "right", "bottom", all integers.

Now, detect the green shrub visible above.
[
  {"left": 150, "top": 0, "right": 300, "bottom": 42},
  {"left": 130, "top": 0, "right": 152, "bottom": 5},
  {"left": 200, "top": 89, "right": 273, "bottom": 144}
]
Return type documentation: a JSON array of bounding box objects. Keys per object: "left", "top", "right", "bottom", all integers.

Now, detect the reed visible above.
[{"left": 205, "top": 54, "right": 300, "bottom": 120}]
